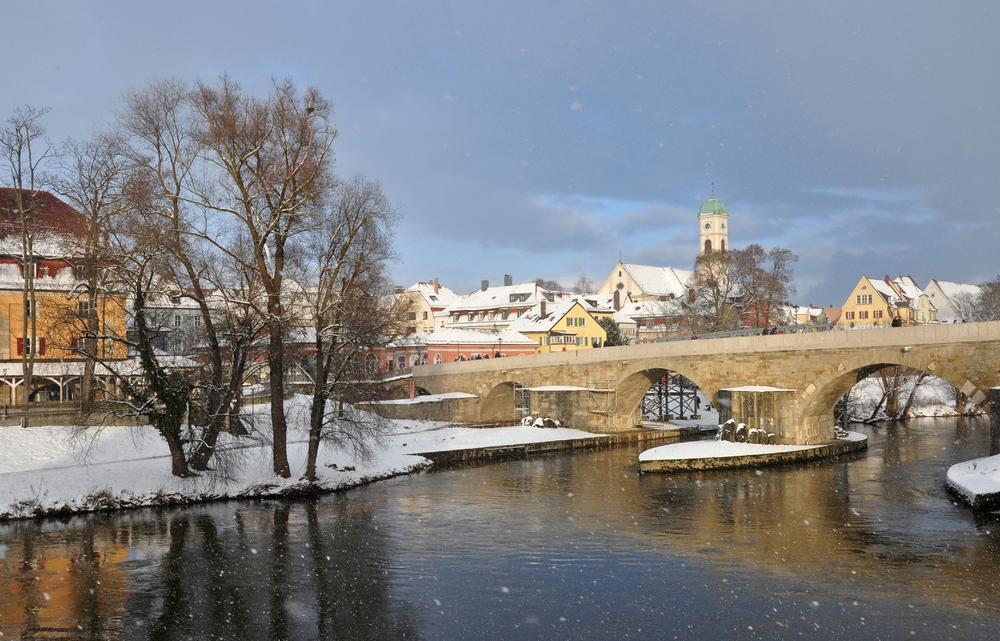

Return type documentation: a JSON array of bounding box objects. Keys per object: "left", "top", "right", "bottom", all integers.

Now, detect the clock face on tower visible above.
[
  {"left": 704, "top": 222, "right": 711, "bottom": 230},
  {"left": 721, "top": 222, "right": 726, "bottom": 230}
]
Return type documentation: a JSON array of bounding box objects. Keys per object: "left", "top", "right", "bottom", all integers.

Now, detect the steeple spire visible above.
[{"left": 710, "top": 180, "right": 715, "bottom": 199}]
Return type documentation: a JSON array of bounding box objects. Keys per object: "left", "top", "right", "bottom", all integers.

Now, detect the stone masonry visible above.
[{"left": 398, "top": 322, "right": 1000, "bottom": 445}]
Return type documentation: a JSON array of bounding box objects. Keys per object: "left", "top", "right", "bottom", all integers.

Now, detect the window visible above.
[
  {"left": 16, "top": 337, "right": 45, "bottom": 356},
  {"left": 170, "top": 295, "right": 181, "bottom": 304},
  {"left": 77, "top": 300, "right": 96, "bottom": 317},
  {"left": 194, "top": 315, "right": 202, "bottom": 326},
  {"left": 24, "top": 301, "right": 37, "bottom": 319},
  {"left": 365, "top": 353, "right": 378, "bottom": 374},
  {"left": 420, "top": 354, "right": 428, "bottom": 365},
  {"left": 579, "top": 317, "right": 586, "bottom": 327},
  {"left": 845, "top": 311, "right": 855, "bottom": 320},
  {"left": 566, "top": 317, "right": 575, "bottom": 327},
  {"left": 411, "top": 355, "right": 420, "bottom": 367},
  {"left": 397, "top": 355, "right": 406, "bottom": 369},
  {"left": 422, "top": 311, "right": 428, "bottom": 320},
  {"left": 874, "top": 310, "right": 883, "bottom": 319},
  {"left": 174, "top": 315, "right": 182, "bottom": 327},
  {"left": 407, "top": 312, "right": 417, "bottom": 321},
  {"left": 501, "top": 309, "right": 509, "bottom": 320},
  {"left": 859, "top": 311, "right": 869, "bottom": 319},
  {"left": 434, "top": 354, "right": 442, "bottom": 364}
]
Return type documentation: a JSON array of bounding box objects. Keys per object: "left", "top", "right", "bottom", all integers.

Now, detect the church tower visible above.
[{"left": 698, "top": 186, "right": 729, "bottom": 254}]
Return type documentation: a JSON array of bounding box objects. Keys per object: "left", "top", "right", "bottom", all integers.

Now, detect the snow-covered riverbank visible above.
[{"left": 0, "top": 396, "right": 599, "bottom": 521}]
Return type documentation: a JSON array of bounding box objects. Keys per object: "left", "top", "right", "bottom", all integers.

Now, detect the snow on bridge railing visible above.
[{"left": 643, "top": 323, "right": 830, "bottom": 343}]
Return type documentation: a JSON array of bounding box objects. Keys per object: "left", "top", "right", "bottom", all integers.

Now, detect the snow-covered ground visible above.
[
  {"left": 947, "top": 454, "right": 1000, "bottom": 509},
  {"left": 638, "top": 431, "right": 866, "bottom": 462},
  {"left": 0, "top": 395, "right": 603, "bottom": 521},
  {"left": 846, "top": 373, "right": 982, "bottom": 421}
]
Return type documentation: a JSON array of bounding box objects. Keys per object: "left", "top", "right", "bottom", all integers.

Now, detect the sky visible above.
[{"left": 3, "top": 0, "right": 999, "bottom": 306}]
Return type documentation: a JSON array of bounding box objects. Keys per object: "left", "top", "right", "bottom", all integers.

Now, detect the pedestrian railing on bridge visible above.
[{"left": 642, "top": 323, "right": 830, "bottom": 343}]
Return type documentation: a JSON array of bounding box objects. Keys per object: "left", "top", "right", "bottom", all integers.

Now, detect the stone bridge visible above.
[{"left": 403, "top": 322, "right": 1000, "bottom": 445}]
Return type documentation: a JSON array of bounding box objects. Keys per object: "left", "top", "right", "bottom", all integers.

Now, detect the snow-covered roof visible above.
[
  {"left": 616, "top": 299, "right": 683, "bottom": 320},
  {"left": 622, "top": 263, "right": 693, "bottom": 298},
  {"left": 869, "top": 277, "right": 906, "bottom": 307},
  {"left": 386, "top": 327, "right": 535, "bottom": 347},
  {"left": 0, "top": 261, "right": 79, "bottom": 291},
  {"left": 0, "top": 356, "right": 199, "bottom": 378},
  {"left": 406, "top": 280, "right": 460, "bottom": 309},
  {"left": 891, "top": 275, "right": 923, "bottom": 303},
  {"left": 449, "top": 282, "right": 559, "bottom": 312},
  {"left": 506, "top": 300, "right": 592, "bottom": 333},
  {"left": 613, "top": 309, "right": 637, "bottom": 325},
  {"left": 927, "top": 279, "right": 981, "bottom": 304}
]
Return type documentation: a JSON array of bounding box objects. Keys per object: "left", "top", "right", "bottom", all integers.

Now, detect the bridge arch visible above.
[
  {"left": 617, "top": 364, "right": 714, "bottom": 427},
  {"left": 800, "top": 359, "right": 975, "bottom": 435},
  {"left": 480, "top": 381, "right": 529, "bottom": 424}
]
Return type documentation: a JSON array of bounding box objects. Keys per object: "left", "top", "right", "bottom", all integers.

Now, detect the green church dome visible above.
[{"left": 699, "top": 198, "right": 728, "bottom": 215}]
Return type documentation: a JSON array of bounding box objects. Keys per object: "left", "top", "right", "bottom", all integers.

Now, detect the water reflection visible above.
[{"left": 0, "top": 417, "right": 997, "bottom": 639}]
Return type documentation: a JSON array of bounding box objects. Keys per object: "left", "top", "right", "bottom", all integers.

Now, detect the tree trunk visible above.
[
  {"left": 899, "top": 372, "right": 929, "bottom": 420},
  {"left": 269, "top": 323, "right": 290, "bottom": 477},
  {"left": 164, "top": 431, "right": 192, "bottom": 477}
]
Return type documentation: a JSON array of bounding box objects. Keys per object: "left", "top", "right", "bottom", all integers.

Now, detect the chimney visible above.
[
  {"left": 434, "top": 278, "right": 439, "bottom": 294},
  {"left": 540, "top": 299, "right": 547, "bottom": 319},
  {"left": 613, "top": 289, "right": 621, "bottom": 311},
  {"left": 481, "top": 279, "right": 489, "bottom": 291},
  {"left": 395, "top": 285, "right": 404, "bottom": 294},
  {"left": 504, "top": 274, "right": 513, "bottom": 287}
]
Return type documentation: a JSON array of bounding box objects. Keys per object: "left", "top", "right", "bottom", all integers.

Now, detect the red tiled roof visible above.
[{"left": 0, "top": 189, "right": 87, "bottom": 237}]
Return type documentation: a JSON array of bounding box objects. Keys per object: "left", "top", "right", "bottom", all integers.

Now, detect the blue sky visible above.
[{"left": 4, "top": 1, "right": 999, "bottom": 305}]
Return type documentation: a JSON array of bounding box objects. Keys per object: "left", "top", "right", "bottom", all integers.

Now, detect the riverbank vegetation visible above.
[{"left": 3, "top": 76, "right": 402, "bottom": 482}]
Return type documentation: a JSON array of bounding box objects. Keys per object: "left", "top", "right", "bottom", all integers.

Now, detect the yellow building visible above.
[
  {"left": 0, "top": 189, "right": 127, "bottom": 404},
  {"left": 506, "top": 300, "right": 608, "bottom": 353},
  {"left": 837, "top": 275, "right": 912, "bottom": 328}
]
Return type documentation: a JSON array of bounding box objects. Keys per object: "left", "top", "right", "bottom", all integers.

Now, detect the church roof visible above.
[
  {"left": 699, "top": 197, "right": 728, "bottom": 215},
  {"left": 620, "top": 263, "right": 693, "bottom": 298}
]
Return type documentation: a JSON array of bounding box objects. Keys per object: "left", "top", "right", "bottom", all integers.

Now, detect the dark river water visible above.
[{"left": 1, "top": 417, "right": 999, "bottom": 640}]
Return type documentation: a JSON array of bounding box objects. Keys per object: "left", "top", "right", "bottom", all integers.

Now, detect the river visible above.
[{"left": 1, "top": 416, "right": 998, "bottom": 640}]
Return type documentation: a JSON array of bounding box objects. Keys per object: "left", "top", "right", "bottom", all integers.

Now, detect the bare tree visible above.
[
  {"left": 187, "top": 76, "right": 337, "bottom": 478},
  {"left": 689, "top": 244, "right": 798, "bottom": 333},
  {"left": 52, "top": 130, "right": 134, "bottom": 408},
  {"left": 298, "top": 176, "right": 400, "bottom": 482},
  {"left": 967, "top": 276, "right": 1000, "bottom": 321},
  {"left": 573, "top": 273, "right": 594, "bottom": 294},
  {"left": 688, "top": 250, "right": 742, "bottom": 332},
  {"left": 1, "top": 106, "right": 51, "bottom": 414},
  {"left": 118, "top": 78, "right": 270, "bottom": 472},
  {"left": 761, "top": 246, "right": 798, "bottom": 325},
  {"left": 951, "top": 291, "right": 979, "bottom": 323}
]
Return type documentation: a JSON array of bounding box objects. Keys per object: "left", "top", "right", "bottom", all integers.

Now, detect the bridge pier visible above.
[
  {"left": 717, "top": 387, "right": 807, "bottom": 444},
  {"left": 528, "top": 386, "right": 595, "bottom": 431},
  {"left": 991, "top": 387, "right": 1000, "bottom": 456}
]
